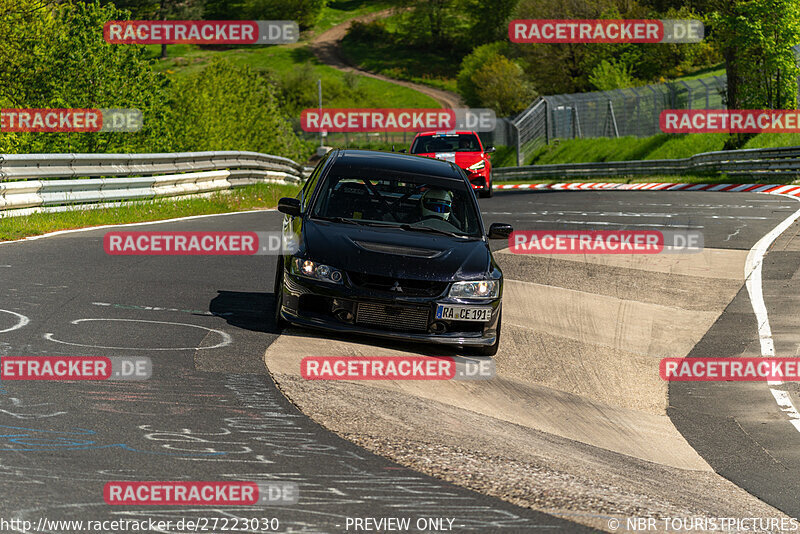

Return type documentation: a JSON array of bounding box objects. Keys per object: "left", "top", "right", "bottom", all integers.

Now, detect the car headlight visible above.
[
  {"left": 467, "top": 161, "right": 485, "bottom": 171},
  {"left": 449, "top": 280, "right": 499, "bottom": 299},
  {"left": 291, "top": 258, "right": 344, "bottom": 284}
]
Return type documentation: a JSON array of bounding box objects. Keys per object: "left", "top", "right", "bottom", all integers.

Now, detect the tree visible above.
[
  {"left": 397, "top": 0, "right": 468, "bottom": 50},
  {"left": 589, "top": 59, "right": 637, "bottom": 90},
  {"left": 460, "top": 0, "right": 518, "bottom": 45},
  {"left": 457, "top": 43, "right": 535, "bottom": 114},
  {"left": 75, "top": 0, "right": 206, "bottom": 58},
  {"left": 164, "top": 58, "right": 309, "bottom": 159},
  {"left": 0, "top": 0, "right": 171, "bottom": 153},
  {"left": 457, "top": 42, "right": 508, "bottom": 106},
  {"left": 240, "top": 0, "right": 327, "bottom": 29},
  {"left": 710, "top": 0, "right": 800, "bottom": 110},
  {"left": 511, "top": 0, "right": 630, "bottom": 94},
  {"left": 470, "top": 55, "right": 536, "bottom": 115}
]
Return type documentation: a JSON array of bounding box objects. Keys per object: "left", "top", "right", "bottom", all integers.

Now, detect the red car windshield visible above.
[{"left": 410, "top": 134, "right": 482, "bottom": 154}]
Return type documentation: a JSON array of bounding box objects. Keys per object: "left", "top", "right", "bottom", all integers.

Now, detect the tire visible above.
[
  {"left": 273, "top": 257, "right": 288, "bottom": 331},
  {"left": 474, "top": 310, "right": 501, "bottom": 356}
]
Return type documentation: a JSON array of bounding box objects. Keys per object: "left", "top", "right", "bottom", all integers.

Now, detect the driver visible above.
[
  {"left": 419, "top": 189, "right": 453, "bottom": 221},
  {"left": 458, "top": 137, "right": 473, "bottom": 150}
]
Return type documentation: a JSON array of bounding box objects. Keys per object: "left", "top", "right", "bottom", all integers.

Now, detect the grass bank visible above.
[
  {"left": 313, "top": 0, "right": 397, "bottom": 36},
  {"left": 153, "top": 45, "right": 437, "bottom": 110},
  {"left": 494, "top": 174, "right": 799, "bottom": 186},
  {"left": 0, "top": 183, "right": 300, "bottom": 241},
  {"left": 339, "top": 12, "right": 460, "bottom": 93},
  {"left": 528, "top": 133, "right": 800, "bottom": 166}
]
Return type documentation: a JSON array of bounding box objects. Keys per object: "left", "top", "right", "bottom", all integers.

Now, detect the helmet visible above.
[{"left": 420, "top": 189, "right": 453, "bottom": 221}]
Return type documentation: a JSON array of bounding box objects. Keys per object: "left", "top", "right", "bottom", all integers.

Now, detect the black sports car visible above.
[{"left": 273, "top": 149, "right": 512, "bottom": 356}]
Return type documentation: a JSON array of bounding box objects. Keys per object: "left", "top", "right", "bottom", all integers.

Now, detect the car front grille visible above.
[
  {"left": 348, "top": 272, "right": 448, "bottom": 297},
  {"left": 355, "top": 302, "right": 430, "bottom": 333}
]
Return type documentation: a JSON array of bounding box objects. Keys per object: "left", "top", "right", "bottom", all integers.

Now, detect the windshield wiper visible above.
[
  {"left": 314, "top": 216, "right": 400, "bottom": 228},
  {"left": 312, "top": 215, "right": 360, "bottom": 225},
  {"left": 398, "top": 224, "right": 471, "bottom": 239}
]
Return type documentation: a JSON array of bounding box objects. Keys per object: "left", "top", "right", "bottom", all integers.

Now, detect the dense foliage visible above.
[
  {"left": 0, "top": 0, "right": 312, "bottom": 159},
  {"left": 345, "top": 0, "right": 800, "bottom": 117}
]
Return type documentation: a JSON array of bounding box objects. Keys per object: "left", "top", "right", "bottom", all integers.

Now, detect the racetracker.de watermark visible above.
[
  {"left": 508, "top": 230, "right": 703, "bottom": 254},
  {"left": 301, "top": 356, "right": 494, "bottom": 381},
  {"left": 660, "top": 358, "right": 800, "bottom": 381},
  {"left": 0, "top": 109, "right": 142, "bottom": 132},
  {"left": 509, "top": 19, "right": 704, "bottom": 43},
  {"left": 104, "top": 231, "right": 298, "bottom": 256},
  {"left": 104, "top": 20, "right": 298, "bottom": 44},
  {"left": 661, "top": 109, "right": 800, "bottom": 133},
  {"left": 104, "top": 481, "right": 298, "bottom": 505},
  {"left": 300, "top": 108, "right": 496, "bottom": 132},
  {"left": 1, "top": 356, "right": 151, "bottom": 381}
]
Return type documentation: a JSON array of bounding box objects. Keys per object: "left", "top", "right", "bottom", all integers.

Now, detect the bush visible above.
[
  {"left": 164, "top": 59, "right": 312, "bottom": 161},
  {"left": 395, "top": 0, "right": 471, "bottom": 51},
  {"left": 588, "top": 60, "right": 637, "bottom": 91},
  {"left": 347, "top": 20, "right": 391, "bottom": 43},
  {"left": 0, "top": 0, "right": 171, "bottom": 153},
  {"left": 470, "top": 56, "right": 536, "bottom": 116},
  {"left": 458, "top": 43, "right": 534, "bottom": 115},
  {"left": 278, "top": 62, "right": 321, "bottom": 116},
  {"left": 240, "top": 0, "right": 328, "bottom": 29},
  {"left": 457, "top": 43, "right": 508, "bottom": 107}
]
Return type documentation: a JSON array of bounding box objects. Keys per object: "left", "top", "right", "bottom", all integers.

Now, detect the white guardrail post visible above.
[{"left": 0, "top": 151, "right": 307, "bottom": 216}]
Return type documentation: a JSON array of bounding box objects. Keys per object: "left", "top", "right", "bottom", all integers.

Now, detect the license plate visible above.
[
  {"left": 435, "top": 304, "right": 492, "bottom": 322},
  {"left": 434, "top": 152, "right": 456, "bottom": 163}
]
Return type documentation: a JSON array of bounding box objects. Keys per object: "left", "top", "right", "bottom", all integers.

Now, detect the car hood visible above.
[
  {"left": 300, "top": 219, "right": 491, "bottom": 281},
  {"left": 416, "top": 152, "right": 484, "bottom": 170}
]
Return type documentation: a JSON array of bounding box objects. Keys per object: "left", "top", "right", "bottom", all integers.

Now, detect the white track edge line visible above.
[
  {"left": 0, "top": 208, "right": 276, "bottom": 247},
  {"left": 745, "top": 193, "right": 800, "bottom": 433}
]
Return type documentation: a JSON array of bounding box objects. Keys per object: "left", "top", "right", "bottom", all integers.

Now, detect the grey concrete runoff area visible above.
[{"left": 1, "top": 190, "right": 800, "bottom": 533}]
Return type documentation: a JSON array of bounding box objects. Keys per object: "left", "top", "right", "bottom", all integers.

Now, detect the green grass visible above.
[
  {"left": 313, "top": 0, "right": 396, "bottom": 36},
  {"left": 339, "top": 13, "right": 460, "bottom": 93},
  {"left": 153, "top": 44, "right": 438, "bottom": 109},
  {"left": 489, "top": 145, "right": 516, "bottom": 168},
  {"left": 741, "top": 133, "right": 800, "bottom": 149},
  {"left": 673, "top": 63, "right": 726, "bottom": 81},
  {"left": 509, "top": 132, "right": 800, "bottom": 184},
  {"left": 528, "top": 134, "right": 733, "bottom": 165},
  {"left": 0, "top": 183, "right": 300, "bottom": 241},
  {"left": 528, "top": 132, "right": 800, "bottom": 166}
]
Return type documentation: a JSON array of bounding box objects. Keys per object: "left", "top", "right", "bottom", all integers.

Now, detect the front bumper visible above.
[
  {"left": 279, "top": 272, "right": 501, "bottom": 347},
  {"left": 466, "top": 168, "right": 490, "bottom": 189}
]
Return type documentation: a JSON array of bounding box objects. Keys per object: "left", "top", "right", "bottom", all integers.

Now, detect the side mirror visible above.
[
  {"left": 485, "top": 146, "right": 496, "bottom": 154},
  {"left": 278, "top": 197, "right": 302, "bottom": 217},
  {"left": 487, "top": 222, "right": 513, "bottom": 239}
]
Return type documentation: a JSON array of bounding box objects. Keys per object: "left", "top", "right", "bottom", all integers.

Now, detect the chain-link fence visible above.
[
  {"left": 288, "top": 74, "right": 727, "bottom": 163},
  {"left": 511, "top": 75, "right": 728, "bottom": 165}
]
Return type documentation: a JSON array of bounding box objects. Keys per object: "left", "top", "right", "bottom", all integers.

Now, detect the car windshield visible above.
[
  {"left": 309, "top": 172, "right": 483, "bottom": 237},
  {"left": 410, "top": 134, "right": 482, "bottom": 154}
]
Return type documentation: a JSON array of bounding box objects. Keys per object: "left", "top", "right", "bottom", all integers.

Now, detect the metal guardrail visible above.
[
  {"left": 510, "top": 76, "right": 729, "bottom": 165},
  {"left": 494, "top": 145, "right": 800, "bottom": 181},
  {"left": 0, "top": 151, "right": 311, "bottom": 214}
]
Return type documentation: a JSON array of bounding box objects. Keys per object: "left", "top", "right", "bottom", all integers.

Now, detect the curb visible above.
[{"left": 493, "top": 182, "right": 800, "bottom": 196}]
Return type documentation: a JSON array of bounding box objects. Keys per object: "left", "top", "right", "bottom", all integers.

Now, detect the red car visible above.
[{"left": 408, "top": 131, "right": 495, "bottom": 198}]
